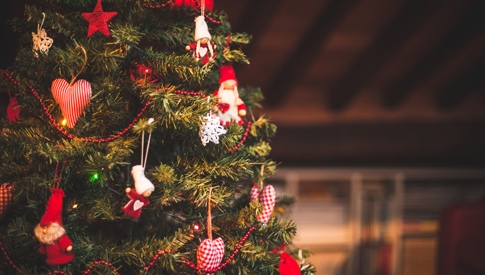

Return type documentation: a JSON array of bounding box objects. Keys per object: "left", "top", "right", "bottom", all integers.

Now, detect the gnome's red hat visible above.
[
  {"left": 40, "top": 188, "right": 65, "bottom": 227},
  {"left": 219, "top": 63, "right": 238, "bottom": 85}
]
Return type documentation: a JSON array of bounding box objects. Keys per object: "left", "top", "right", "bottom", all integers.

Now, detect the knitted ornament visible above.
[
  {"left": 199, "top": 112, "right": 226, "bottom": 146},
  {"left": 34, "top": 188, "right": 75, "bottom": 265},
  {"left": 81, "top": 0, "right": 117, "bottom": 37},
  {"left": 213, "top": 63, "right": 246, "bottom": 126},
  {"left": 185, "top": 15, "right": 216, "bottom": 64},
  {"left": 0, "top": 183, "right": 13, "bottom": 220},
  {"left": 32, "top": 13, "right": 53, "bottom": 56},
  {"left": 51, "top": 78, "right": 92, "bottom": 128},
  {"left": 250, "top": 183, "right": 275, "bottom": 224}
]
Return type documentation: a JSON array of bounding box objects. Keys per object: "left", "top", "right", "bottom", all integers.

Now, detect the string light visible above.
[
  {"left": 89, "top": 172, "right": 100, "bottom": 182},
  {"left": 61, "top": 119, "right": 67, "bottom": 126}
]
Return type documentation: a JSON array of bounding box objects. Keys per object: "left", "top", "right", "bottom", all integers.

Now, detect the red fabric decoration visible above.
[
  {"left": 197, "top": 237, "right": 224, "bottom": 270},
  {"left": 36, "top": 188, "right": 75, "bottom": 265},
  {"left": 122, "top": 188, "right": 150, "bottom": 220},
  {"left": 51, "top": 78, "right": 92, "bottom": 128},
  {"left": 0, "top": 183, "right": 13, "bottom": 220},
  {"left": 7, "top": 97, "right": 20, "bottom": 122},
  {"left": 279, "top": 252, "right": 302, "bottom": 275},
  {"left": 250, "top": 183, "right": 276, "bottom": 223},
  {"left": 81, "top": 0, "right": 117, "bottom": 37}
]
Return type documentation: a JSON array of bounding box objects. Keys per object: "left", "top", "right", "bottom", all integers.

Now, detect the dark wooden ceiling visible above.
[
  {"left": 2, "top": 0, "right": 485, "bottom": 167},
  {"left": 216, "top": 0, "right": 485, "bottom": 167}
]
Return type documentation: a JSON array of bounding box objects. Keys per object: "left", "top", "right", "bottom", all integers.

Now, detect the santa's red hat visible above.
[
  {"left": 219, "top": 63, "right": 238, "bottom": 85},
  {"left": 40, "top": 188, "right": 65, "bottom": 227}
]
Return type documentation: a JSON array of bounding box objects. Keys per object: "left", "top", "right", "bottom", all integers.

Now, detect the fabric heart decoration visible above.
[
  {"left": 133, "top": 200, "right": 144, "bottom": 211},
  {"left": 197, "top": 237, "right": 225, "bottom": 271},
  {"left": 198, "top": 46, "right": 208, "bottom": 57},
  {"left": 51, "top": 78, "right": 92, "bottom": 128},
  {"left": 250, "top": 183, "right": 276, "bottom": 223},
  {"left": 0, "top": 183, "right": 13, "bottom": 220},
  {"left": 218, "top": 103, "right": 230, "bottom": 113}
]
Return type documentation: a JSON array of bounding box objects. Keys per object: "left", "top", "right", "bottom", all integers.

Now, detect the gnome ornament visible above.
[
  {"left": 123, "top": 118, "right": 155, "bottom": 220},
  {"left": 185, "top": 15, "right": 216, "bottom": 64},
  {"left": 213, "top": 63, "right": 247, "bottom": 126},
  {"left": 34, "top": 188, "right": 75, "bottom": 265},
  {"left": 122, "top": 165, "right": 155, "bottom": 220}
]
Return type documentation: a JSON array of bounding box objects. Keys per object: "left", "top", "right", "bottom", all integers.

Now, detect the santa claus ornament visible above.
[
  {"left": 34, "top": 160, "right": 75, "bottom": 265},
  {"left": 185, "top": 15, "right": 216, "bottom": 64},
  {"left": 123, "top": 119, "right": 156, "bottom": 220},
  {"left": 213, "top": 63, "right": 247, "bottom": 126}
]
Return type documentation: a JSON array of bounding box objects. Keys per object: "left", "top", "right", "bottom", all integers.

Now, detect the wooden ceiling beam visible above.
[
  {"left": 326, "top": 0, "right": 439, "bottom": 111},
  {"left": 382, "top": 0, "right": 485, "bottom": 108},
  {"left": 263, "top": 0, "right": 358, "bottom": 108},
  {"left": 437, "top": 55, "right": 485, "bottom": 109},
  {"left": 231, "top": 0, "right": 280, "bottom": 60}
]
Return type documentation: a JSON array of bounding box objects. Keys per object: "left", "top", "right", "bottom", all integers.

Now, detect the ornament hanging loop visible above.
[
  {"left": 70, "top": 45, "right": 88, "bottom": 86},
  {"left": 258, "top": 165, "right": 265, "bottom": 191},
  {"left": 207, "top": 187, "right": 213, "bottom": 240}
]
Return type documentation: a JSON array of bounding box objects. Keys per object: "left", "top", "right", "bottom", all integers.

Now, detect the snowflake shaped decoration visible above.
[
  {"left": 32, "top": 14, "right": 53, "bottom": 56},
  {"left": 199, "top": 112, "right": 227, "bottom": 146}
]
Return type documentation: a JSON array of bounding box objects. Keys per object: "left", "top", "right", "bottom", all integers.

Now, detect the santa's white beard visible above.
[{"left": 34, "top": 222, "right": 66, "bottom": 245}]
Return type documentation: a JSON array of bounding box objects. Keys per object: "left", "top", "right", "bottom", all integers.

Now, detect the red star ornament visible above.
[{"left": 81, "top": 0, "right": 117, "bottom": 37}]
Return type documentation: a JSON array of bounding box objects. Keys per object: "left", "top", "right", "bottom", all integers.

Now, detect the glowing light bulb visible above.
[
  {"left": 89, "top": 172, "right": 100, "bottom": 182},
  {"left": 193, "top": 224, "right": 200, "bottom": 230},
  {"left": 61, "top": 119, "right": 67, "bottom": 126},
  {"left": 72, "top": 204, "right": 78, "bottom": 209}
]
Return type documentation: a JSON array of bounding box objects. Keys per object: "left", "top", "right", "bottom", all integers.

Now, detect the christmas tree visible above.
[{"left": 0, "top": 0, "right": 316, "bottom": 274}]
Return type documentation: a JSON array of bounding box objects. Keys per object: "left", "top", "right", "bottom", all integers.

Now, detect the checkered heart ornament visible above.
[
  {"left": 250, "top": 183, "right": 276, "bottom": 223},
  {"left": 0, "top": 183, "right": 13, "bottom": 220},
  {"left": 196, "top": 187, "right": 225, "bottom": 272},
  {"left": 51, "top": 46, "right": 92, "bottom": 128}
]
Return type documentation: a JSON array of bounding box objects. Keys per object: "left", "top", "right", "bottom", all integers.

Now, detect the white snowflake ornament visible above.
[
  {"left": 32, "top": 13, "right": 53, "bottom": 56},
  {"left": 199, "top": 112, "right": 227, "bottom": 146}
]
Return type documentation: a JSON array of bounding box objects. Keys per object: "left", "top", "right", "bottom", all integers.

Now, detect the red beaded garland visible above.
[
  {"left": 0, "top": 241, "right": 20, "bottom": 273},
  {"left": 228, "top": 121, "right": 252, "bottom": 153},
  {"left": 2, "top": 70, "right": 152, "bottom": 143}
]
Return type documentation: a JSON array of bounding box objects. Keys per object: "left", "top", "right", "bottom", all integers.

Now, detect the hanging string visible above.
[
  {"left": 200, "top": 0, "right": 205, "bottom": 16},
  {"left": 207, "top": 187, "right": 213, "bottom": 240},
  {"left": 70, "top": 45, "right": 88, "bottom": 85},
  {"left": 53, "top": 157, "right": 67, "bottom": 189},
  {"left": 258, "top": 165, "right": 265, "bottom": 191},
  {"left": 38, "top": 13, "right": 46, "bottom": 33},
  {"left": 143, "top": 118, "right": 154, "bottom": 168},
  {"left": 141, "top": 127, "right": 145, "bottom": 166}
]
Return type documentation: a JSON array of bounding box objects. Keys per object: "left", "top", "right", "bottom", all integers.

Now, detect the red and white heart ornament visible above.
[
  {"left": 51, "top": 46, "right": 92, "bottom": 128},
  {"left": 196, "top": 187, "right": 225, "bottom": 273},
  {"left": 250, "top": 182, "right": 276, "bottom": 224},
  {"left": 0, "top": 183, "right": 13, "bottom": 221}
]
